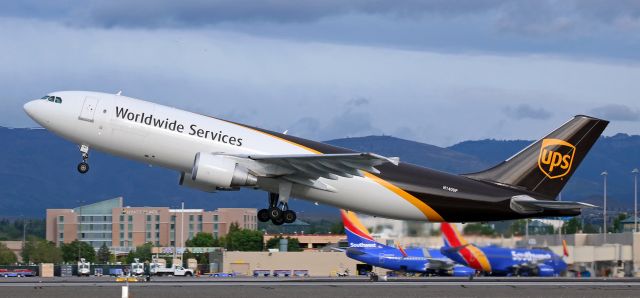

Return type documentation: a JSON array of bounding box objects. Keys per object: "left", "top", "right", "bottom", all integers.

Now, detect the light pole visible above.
[
  {"left": 601, "top": 171, "right": 608, "bottom": 243},
  {"left": 633, "top": 168, "right": 639, "bottom": 233},
  {"left": 21, "top": 215, "right": 28, "bottom": 250}
]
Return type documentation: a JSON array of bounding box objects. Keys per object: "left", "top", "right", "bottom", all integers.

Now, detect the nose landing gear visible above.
[
  {"left": 77, "top": 145, "right": 90, "bottom": 174},
  {"left": 257, "top": 182, "right": 297, "bottom": 225}
]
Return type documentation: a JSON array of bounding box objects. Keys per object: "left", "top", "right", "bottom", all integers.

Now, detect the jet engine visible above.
[{"left": 180, "top": 153, "right": 257, "bottom": 191}]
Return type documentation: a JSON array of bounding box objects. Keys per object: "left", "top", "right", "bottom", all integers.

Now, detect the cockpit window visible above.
[{"left": 41, "top": 95, "right": 62, "bottom": 104}]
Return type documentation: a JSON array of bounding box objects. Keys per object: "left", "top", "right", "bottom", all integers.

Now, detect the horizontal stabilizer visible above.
[{"left": 510, "top": 195, "right": 597, "bottom": 214}]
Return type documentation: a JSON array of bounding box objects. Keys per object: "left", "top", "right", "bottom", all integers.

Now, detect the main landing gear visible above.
[
  {"left": 258, "top": 182, "right": 297, "bottom": 226},
  {"left": 77, "top": 145, "right": 90, "bottom": 174}
]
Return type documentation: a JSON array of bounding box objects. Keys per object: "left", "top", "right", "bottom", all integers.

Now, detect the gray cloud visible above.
[
  {"left": 2, "top": 1, "right": 637, "bottom": 30},
  {"left": 346, "top": 97, "right": 370, "bottom": 107},
  {"left": 590, "top": 104, "right": 640, "bottom": 121},
  {"left": 2, "top": 1, "right": 640, "bottom": 60},
  {"left": 503, "top": 104, "right": 552, "bottom": 120},
  {"left": 0, "top": 1, "right": 504, "bottom": 27}
]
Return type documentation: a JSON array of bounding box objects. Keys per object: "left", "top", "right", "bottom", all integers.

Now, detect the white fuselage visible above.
[{"left": 24, "top": 91, "right": 427, "bottom": 220}]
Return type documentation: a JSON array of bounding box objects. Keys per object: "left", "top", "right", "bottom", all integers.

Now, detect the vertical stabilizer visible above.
[{"left": 466, "top": 115, "right": 608, "bottom": 199}]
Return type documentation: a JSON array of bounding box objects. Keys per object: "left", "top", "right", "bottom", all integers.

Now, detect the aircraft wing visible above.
[
  {"left": 240, "top": 152, "right": 400, "bottom": 191},
  {"left": 510, "top": 195, "right": 597, "bottom": 214}
]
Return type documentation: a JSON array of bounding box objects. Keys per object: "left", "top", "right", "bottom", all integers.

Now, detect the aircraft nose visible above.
[
  {"left": 23, "top": 100, "right": 46, "bottom": 125},
  {"left": 23, "top": 100, "right": 37, "bottom": 118}
]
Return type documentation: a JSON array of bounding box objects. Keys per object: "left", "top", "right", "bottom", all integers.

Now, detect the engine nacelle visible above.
[
  {"left": 179, "top": 172, "right": 216, "bottom": 193},
  {"left": 190, "top": 153, "right": 257, "bottom": 190}
]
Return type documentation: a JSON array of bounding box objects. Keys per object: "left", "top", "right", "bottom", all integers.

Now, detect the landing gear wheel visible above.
[
  {"left": 268, "top": 207, "right": 282, "bottom": 220},
  {"left": 271, "top": 216, "right": 285, "bottom": 226},
  {"left": 77, "top": 162, "right": 89, "bottom": 174},
  {"left": 257, "top": 209, "right": 270, "bottom": 222},
  {"left": 283, "top": 210, "right": 296, "bottom": 224}
]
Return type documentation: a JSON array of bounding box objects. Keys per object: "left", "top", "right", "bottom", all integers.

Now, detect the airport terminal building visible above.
[{"left": 45, "top": 197, "right": 257, "bottom": 252}]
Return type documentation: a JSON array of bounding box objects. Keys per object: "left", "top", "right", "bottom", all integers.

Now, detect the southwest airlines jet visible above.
[
  {"left": 341, "top": 210, "right": 475, "bottom": 276},
  {"left": 24, "top": 91, "right": 607, "bottom": 225},
  {"left": 440, "top": 223, "right": 568, "bottom": 276}
]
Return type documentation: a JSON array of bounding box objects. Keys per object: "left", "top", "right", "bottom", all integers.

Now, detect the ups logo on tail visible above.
[{"left": 538, "top": 139, "right": 576, "bottom": 179}]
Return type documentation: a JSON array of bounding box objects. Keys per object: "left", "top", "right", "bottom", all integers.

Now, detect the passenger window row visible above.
[{"left": 41, "top": 95, "right": 62, "bottom": 103}]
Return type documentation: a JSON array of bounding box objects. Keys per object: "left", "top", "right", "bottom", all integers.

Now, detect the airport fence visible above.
[{"left": 524, "top": 232, "right": 633, "bottom": 247}]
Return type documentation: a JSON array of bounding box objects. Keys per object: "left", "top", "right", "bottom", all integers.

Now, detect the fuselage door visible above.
[{"left": 79, "top": 96, "right": 99, "bottom": 122}]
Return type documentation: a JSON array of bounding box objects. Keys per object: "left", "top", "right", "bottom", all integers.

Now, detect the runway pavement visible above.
[{"left": 0, "top": 277, "right": 638, "bottom": 297}]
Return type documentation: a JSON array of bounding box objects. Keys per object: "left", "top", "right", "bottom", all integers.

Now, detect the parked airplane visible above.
[
  {"left": 340, "top": 210, "right": 475, "bottom": 276},
  {"left": 24, "top": 91, "right": 607, "bottom": 224},
  {"left": 440, "top": 222, "right": 568, "bottom": 276}
]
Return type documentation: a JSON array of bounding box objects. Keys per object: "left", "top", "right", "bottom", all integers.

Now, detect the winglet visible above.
[{"left": 562, "top": 239, "right": 569, "bottom": 257}]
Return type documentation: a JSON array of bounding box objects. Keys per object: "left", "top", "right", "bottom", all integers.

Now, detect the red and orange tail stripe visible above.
[
  {"left": 562, "top": 239, "right": 569, "bottom": 257},
  {"left": 340, "top": 210, "right": 374, "bottom": 240},
  {"left": 441, "top": 223, "right": 492, "bottom": 272},
  {"left": 397, "top": 244, "right": 408, "bottom": 258}
]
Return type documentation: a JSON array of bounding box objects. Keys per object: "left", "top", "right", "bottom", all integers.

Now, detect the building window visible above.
[
  {"left": 155, "top": 215, "right": 160, "bottom": 222},
  {"left": 120, "top": 232, "right": 124, "bottom": 239},
  {"left": 120, "top": 223, "right": 124, "bottom": 231},
  {"left": 171, "top": 215, "right": 176, "bottom": 222},
  {"left": 170, "top": 223, "right": 175, "bottom": 230},
  {"left": 128, "top": 215, "right": 133, "bottom": 222},
  {"left": 214, "top": 223, "right": 218, "bottom": 231},
  {"left": 128, "top": 232, "right": 132, "bottom": 239},
  {"left": 58, "top": 216, "right": 64, "bottom": 223},
  {"left": 213, "top": 215, "right": 218, "bottom": 222},
  {"left": 213, "top": 232, "right": 218, "bottom": 239},
  {"left": 59, "top": 233, "right": 64, "bottom": 239},
  {"left": 198, "top": 215, "right": 202, "bottom": 222},
  {"left": 189, "top": 215, "right": 194, "bottom": 222},
  {"left": 189, "top": 223, "right": 193, "bottom": 231},
  {"left": 146, "top": 223, "right": 152, "bottom": 231},
  {"left": 146, "top": 232, "right": 151, "bottom": 240},
  {"left": 155, "top": 223, "right": 160, "bottom": 230},
  {"left": 147, "top": 215, "right": 151, "bottom": 222},
  {"left": 120, "top": 215, "right": 124, "bottom": 222}
]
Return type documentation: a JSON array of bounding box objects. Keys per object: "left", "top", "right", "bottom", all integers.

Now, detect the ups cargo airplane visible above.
[{"left": 24, "top": 91, "right": 608, "bottom": 225}]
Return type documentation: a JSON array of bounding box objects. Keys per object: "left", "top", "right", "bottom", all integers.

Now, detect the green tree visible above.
[
  {"left": 126, "top": 242, "right": 154, "bottom": 264},
  {"left": 225, "top": 228, "right": 263, "bottom": 251},
  {"left": 508, "top": 220, "right": 527, "bottom": 236},
  {"left": 96, "top": 243, "right": 111, "bottom": 264},
  {"left": 0, "top": 242, "right": 17, "bottom": 265},
  {"left": 265, "top": 236, "right": 303, "bottom": 252},
  {"left": 22, "top": 237, "right": 62, "bottom": 264},
  {"left": 61, "top": 240, "right": 96, "bottom": 263},
  {"left": 463, "top": 223, "right": 496, "bottom": 236},
  {"left": 182, "top": 249, "right": 195, "bottom": 267},
  {"left": 330, "top": 221, "right": 345, "bottom": 234},
  {"left": 186, "top": 232, "right": 220, "bottom": 247},
  {"left": 564, "top": 217, "right": 582, "bottom": 234},
  {"left": 612, "top": 213, "right": 629, "bottom": 233}
]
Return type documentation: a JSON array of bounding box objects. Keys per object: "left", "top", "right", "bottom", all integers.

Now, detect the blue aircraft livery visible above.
[
  {"left": 341, "top": 210, "right": 474, "bottom": 276},
  {"left": 440, "top": 223, "right": 568, "bottom": 276}
]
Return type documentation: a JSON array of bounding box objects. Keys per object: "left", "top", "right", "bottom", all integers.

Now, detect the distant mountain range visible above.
[{"left": 1, "top": 127, "right": 638, "bottom": 218}]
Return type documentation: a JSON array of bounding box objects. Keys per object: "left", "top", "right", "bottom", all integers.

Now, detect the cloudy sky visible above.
[{"left": 2, "top": 0, "right": 639, "bottom": 146}]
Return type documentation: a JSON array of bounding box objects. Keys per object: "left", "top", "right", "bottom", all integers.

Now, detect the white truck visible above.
[
  {"left": 78, "top": 258, "right": 91, "bottom": 276},
  {"left": 131, "top": 258, "right": 144, "bottom": 276},
  {"left": 151, "top": 263, "right": 194, "bottom": 277}
]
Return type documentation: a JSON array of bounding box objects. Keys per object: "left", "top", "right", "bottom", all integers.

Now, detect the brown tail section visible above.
[{"left": 465, "top": 115, "right": 608, "bottom": 199}]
